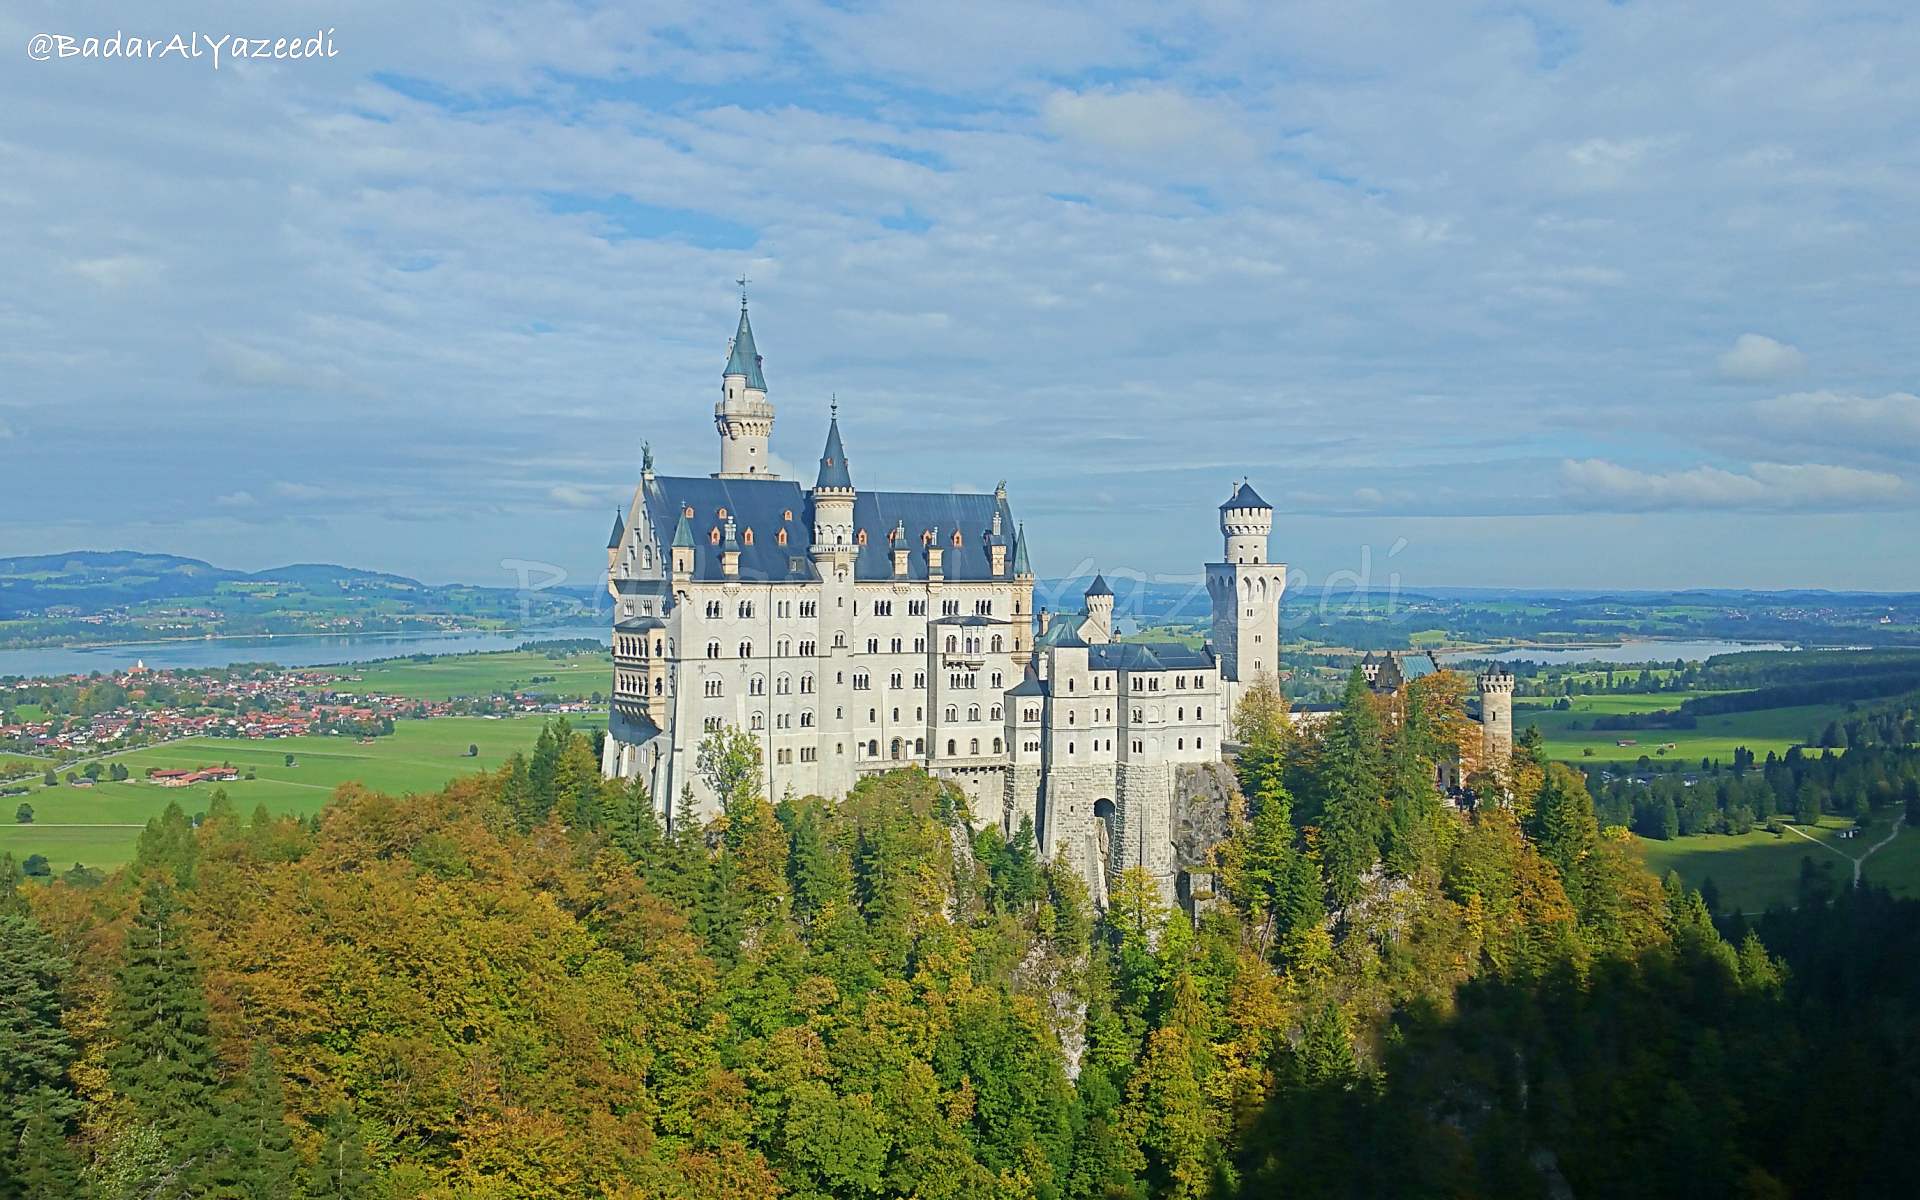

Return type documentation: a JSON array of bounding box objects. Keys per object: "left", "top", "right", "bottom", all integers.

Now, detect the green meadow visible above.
[
  {"left": 1633, "top": 813, "right": 1920, "bottom": 914},
  {"left": 329, "top": 649, "right": 608, "bottom": 701},
  {"left": 1515, "top": 694, "right": 1850, "bottom": 765},
  {"left": 1, "top": 712, "right": 604, "bottom": 871}
]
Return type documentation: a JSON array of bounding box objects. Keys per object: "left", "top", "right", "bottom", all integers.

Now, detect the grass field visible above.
[
  {"left": 1515, "top": 693, "right": 1849, "bottom": 765},
  {"left": 330, "top": 650, "right": 608, "bottom": 701},
  {"left": 0, "top": 712, "right": 604, "bottom": 871},
  {"left": 1633, "top": 813, "right": 1920, "bottom": 913}
]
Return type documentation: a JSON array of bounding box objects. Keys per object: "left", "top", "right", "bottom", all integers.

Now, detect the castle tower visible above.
[
  {"left": 1081, "top": 575, "right": 1114, "bottom": 645},
  {"left": 1207, "top": 481, "right": 1287, "bottom": 728},
  {"left": 714, "top": 299, "right": 775, "bottom": 479},
  {"left": 1477, "top": 666, "right": 1515, "bottom": 770},
  {"left": 810, "top": 409, "right": 856, "bottom": 561},
  {"left": 1011, "top": 523, "right": 1035, "bottom": 666}
]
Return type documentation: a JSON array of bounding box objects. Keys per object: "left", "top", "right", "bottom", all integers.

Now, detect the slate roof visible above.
[
  {"left": 614, "top": 615, "right": 664, "bottom": 632},
  {"left": 1012, "top": 524, "right": 1032, "bottom": 576},
  {"left": 606, "top": 510, "right": 626, "bottom": 549},
  {"left": 816, "top": 417, "right": 852, "bottom": 489},
  {"left": 1221, "top": 480, "right": 1271, "bottom": 511},
  {"left": 723, "top": 304, "right": 767, "bottom": 390},
  {"left": 1087, "top": 642, "right": 1216, "bottom": 672},
  {"left": 645, "top": 474, "right": 1016, "bottom": 583},
  {"left": 1008, "top": 670, "right": 1048, "bottom": 697},
  {"left": 1085, "top": 574, "right": 1113, "bottom": 598}
]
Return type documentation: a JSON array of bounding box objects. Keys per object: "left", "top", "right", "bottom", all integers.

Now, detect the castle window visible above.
[
  {"left": 993, "top": 737, "right": 1003, "bottom": 754},
  {"left": 976, "top": 600, "right": 992, "bottom": 615},
  {"left": 1177, "top": 738, "right": 1185, "bottom": 750},
  {"left": 777, "top": 529, "right": 788, "bottom": 546},
  {"left": 800, "top": 709, "right": 815, "bottom": 727},
  {"left": 709, "top": 527, "right": 721, "bottom": 545},
  {"left": 857, "top": 529, "right": 868, "bottom": 546},
  {"left": 908, "top": 600, "right": 927, "bottom": 617},
  {"left": 800, "top": 601, "right": 817, "bottom": 617},
  {"left": 704, "top": 716, "right": 722, "bottom": 731},
  {"left": 970, "top": 738, "right": 980, "bottom": 754},
  {"left": 743, "top": 528, "right": 754, "bottom": 546},
  {"left": 991, "top": 635, "right": 1003, "bottom": 652},
  {"left": 706, "top": 600, "right": 722, "bottom": 618},
  {"left": 777, "top": 674, "right": 791, "bottom": 695},
  {"left": 684, "top": 504, "right": 694, "bottom": 518},
  {"left": 946, "top": 739, "right": 957, "bottom": 756},
  {"left": 1196, "top": 737, "right": 1204, "bottom": 750},
  {"left": 703, "top": 678, "right": 722, "bottom": 698},
  {"left": 716, "top": 507, "right": 728, "bottom": 521},
  {"left": 944, "top": 705, "right": 959, "bottom": 722},
  {"left": 914, "top": 638, "right": 926, "bottom": 653},
  {"left": 1068, "top": 741, "right": 1075, "bottom": 754},
  {"left": 891, "top": 637, "right": 903, "bottom": 653},
  {"left": 783, "top": 509, "right": 793, "bottom": 521},
  {"left": 990, "top": 705, "right": 1002, "bottom": 720},
  {"left": 833, "top": 631, "right": 847, "bottom": 648},
  {"left": 798, "top": 640, "right": 816, "bottom": 657},
  {"left": 853, "top": 671, "right": 871, "bottom": 691},
  {"left": 751, "top": 712, "right": 765, "bottom": 730},
  {"left": 889, "top": 672, "right": 903, "bottom": 689},
  {"left": 913, "top": 672, "right": 926, "bottom": 688},
  {"left": 706, "top": 640, "right": 721, "bottom": 659},
  {"left": 738, "top": 641, "right": 752, "bottom": 658},
  {"left": 867, "top": 638, "right": 880, "bottom": 654},
  {"left": 952, "top": 530, "right": 963, "bottom": 548},
  {"left": 968, "top": 705, "right": 980, "bottom": 722},
  {"left": 991, "top": 672, "right": 1003, "bottom": 688},
  {"left": 739, "top": 600, "right": 754, "bottom": 618},
  {"left": 750, "top": 675, "right": 765, "bottom": 696},
  {"left": 800, "top": 673, "right": 814, "bottom": 693}
]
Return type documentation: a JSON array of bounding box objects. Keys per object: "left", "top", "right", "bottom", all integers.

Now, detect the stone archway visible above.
[{"left": 1093, "top": 797, "right": 1116, "bottom": 877}]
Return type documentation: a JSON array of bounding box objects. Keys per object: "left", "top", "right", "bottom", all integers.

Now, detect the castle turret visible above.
[
  {"left": 1207, "top": 480, "right": 1287, "bottom": 721},
  {"left": 714, "top": 300, "right": 775, "bottom": 478},
  {"left": 1477, "top": 666, "right": 1515, "bottom": 770},
  {"left": 1011, "top": 522, "right": 1035, "bottom": 666},
  {"left": 720, "top": 516, "right": 742, "bottom": 578},
  {"left": 810, "top": 410, "right": 855, "bottom": 557},
  {"left": 670, "top": 501, "right": 695, "bottom": 579},
  {"left": 1081, "top": 574, "right": 1114, "bottom": 645}
]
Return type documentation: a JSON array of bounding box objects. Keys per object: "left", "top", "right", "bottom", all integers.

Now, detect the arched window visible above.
[
  {"left": 867, "top": 739, "right": 879, "bottom": 757},
  {"left": 743, "top": 528, "right": 754, "bottom": 546},
  {"left": 915, "top": 738, "right": 925, "bottom": 754},
  {"left": 970, "top": 737, "right": 980, "bottom": 754},
  {"left": 857, "top": 529, "right": 868, "bottom": 546},
  {"left": 751, "top": 712, "right": 765, "bottom": 730},
  {"left": 944, "top": 705, "right": 958, "bottom": 721},
  {"left": 709, "top": 527, "right": 720, "bottom": 545},
  {"left": 991, "top": 635, "right": 1003, "bottom": 652},
  {"left": 992, "top": 737, "right": 1002, "bottom": 754},
  {"left": 946, "top": 739, "right": 957, "bottom": 756},
  {"left": 945, "top": 635, "right": 957, "bottom": 652},
  {"left": 800, "top": 709, "right": 815, "bottom": 727},
  {"left": 703, "top": 678, "right": 723, "bottom": 698},
  {"left": 968, "top": 705, "right": 980, "bottom": 721},
  {"left": 738, "top": 641, "right": 752, "bottom": 658},
  {"left": 777, "top": 528, "right": 788, "bottom": 546},
  {"left": 706, "top": 640, "right": 721, "bottom": 659},
  {"left": 990, "top": 705, "right": 1002, "bottom": 720}
]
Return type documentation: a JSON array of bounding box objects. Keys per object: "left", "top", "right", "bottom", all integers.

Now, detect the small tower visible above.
[
  {"left": 720, "top": 517, "right": 742, "bottom": 579},
  {"left": 714, "top": 298, "right": 776, "bottom": 479},
  {"left": 1011, "top": 522, "right": 1036, "bottom": 666},
  {"left": 605, "top": 509, "right": 626, "bottom": 578},
  {"left": 670, "top": 502, "right": 695, "bottom": 580},
  {"left": 1207, "top": 480, "right": 1287, "bottom": 717},
  {"left": 1477, "top": 666, "right": 1515, "bottom": 770},
  {"left": 1080, "top": 575, "right": 1115, "bottom": 645},
  {"left": 810, "top": 408, "right": 857, "bottom": 564}
]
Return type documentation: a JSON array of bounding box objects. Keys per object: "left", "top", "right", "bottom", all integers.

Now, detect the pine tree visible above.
[
  {"left": 206, "top": 1045, "right": 300, "bottom": 1200},
  {"left": 0, "top": 912, "right": 78, "bottom": 1141},
  {"left": 1529, "top": 765, "right": 1600, "bottom": 908},
  {"left": 1382, "top": 687, "right": 1441, "bottom": 878},
  {"left": 527, "top": 721, "right": 562, "bottom": 826},
  {"left": 306, "top": 1102, "right": 372, "bottom": 1200},
  {"left": 107, "top": 880, "right": 219, "bottom": 1128},
  {"left": 1318, "top": 669, "right": 1388, "bottom": 909},
  {"left": 500, "top": 753, "right": 535, "bottom": 832},
  {"left": 10, "top": 1087, "right": 86, "bottom": 1199},
  {"left": 607, "top": 775, "right": 662, "bottom": 866}
]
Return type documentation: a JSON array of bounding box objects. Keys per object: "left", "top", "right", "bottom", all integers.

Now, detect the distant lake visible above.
[
  {"left": 0, "top": 625, "right": 611, "bottom": 678},
  {"left": 1437, "top": 639, "right": 1792, "bottom": 666}
]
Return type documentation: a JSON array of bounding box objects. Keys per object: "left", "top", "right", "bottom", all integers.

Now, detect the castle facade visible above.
[{"left": 601, "top": 302, "right": 1504, "bottom": 901}]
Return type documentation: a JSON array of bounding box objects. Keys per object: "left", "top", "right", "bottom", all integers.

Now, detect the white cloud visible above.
[
  {"left": 273, "top": 482, "right": 333, "bottom": 502},
  {"left": 68, "top": 255, "right": 159, "bottom": 289},
  {"left": 548, "top": 484, "right": 607, "bottom": 510},
  {"left": 1041, "top": 87, "right": 1256, "bottom": 162},
  {"left": 1561, "top": 458, "right": 1904, "bottom": 511},
  {"left": 214, "top": 491, "right": 257, "bottom": 509},
  {"left": 1718, "top": 333, "right": 1806, "bottom": 381},
  {"left": 205, "top": 341, "right": 353, "bottom": 393},
  {"left": 1754, "top": 390, "right": 1920, "bottom": 447}
]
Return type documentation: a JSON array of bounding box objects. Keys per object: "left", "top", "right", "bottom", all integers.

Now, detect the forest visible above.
[{"left": 3, "top": 670, "right": 1918, "bottom": 1198}]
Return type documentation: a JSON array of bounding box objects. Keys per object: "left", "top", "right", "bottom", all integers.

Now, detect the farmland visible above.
[
  {"left": 1633, "top": 812, "right": 1920, "bottom": 913},
  {"left": 1513, "top": 694, "right": 1854, "bottom": 764},
  {"left": 1, "top": 712, "right": 603, "bottom": 870},
  {"left": 328, "top": 648, "right": 608, "bottom": 701}
]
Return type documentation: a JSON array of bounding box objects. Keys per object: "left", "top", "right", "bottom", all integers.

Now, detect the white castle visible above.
[{"left": 601, "top": 301, "right": 1506, "bottom": 902}]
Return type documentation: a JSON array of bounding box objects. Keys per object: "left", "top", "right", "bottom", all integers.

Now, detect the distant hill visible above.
[{"left": 0, "top": 551, "right": 599, "bottom": 647}]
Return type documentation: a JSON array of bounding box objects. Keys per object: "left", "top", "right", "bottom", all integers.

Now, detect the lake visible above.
[
  {"left": 1437, "top": 639, "right": 1792, "bottom": 666},
  {"left": 0, "top": 626, "right": 611, "bottom": 678}
]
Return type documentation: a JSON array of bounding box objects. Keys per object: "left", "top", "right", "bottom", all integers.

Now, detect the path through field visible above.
[{"left": 1784, "top": 819, "right": 1907, "bottom": 887}]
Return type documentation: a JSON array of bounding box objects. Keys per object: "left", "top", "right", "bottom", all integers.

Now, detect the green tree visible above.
[
  {"left": 1317, "top": 669, "right": 1387, "bottom": 909},
  {"left": 206, "top": 1045, "right": 300, "bottom": 1200},
  {"left": 0, "top": 911, "right": 78, "bottom": 1148},
  {"left": 106, "top": 881, "right": 218, "bottom": 1129},
  {"left": 10, "top": 1087, "right": 86, "bottom": 1199},
  {"left": 306, "top": 1102, "right": 372, "bottom": 1200},
  {"left": 13, "top": 803, "right": 30, "bottom": 824}
]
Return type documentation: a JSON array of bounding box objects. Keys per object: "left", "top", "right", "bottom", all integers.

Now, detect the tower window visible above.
[
  {"left": 857, "top": 529, "right": 868, "bottom": 546},
  {"left": 777, "top": 529, "right": 788, "bottom": 546},
  {"left": 743, "top": 528, "right": 754, "bottom": 546},
  {"left": 709, "top": 527, "right": 721, "bottom": 544}
]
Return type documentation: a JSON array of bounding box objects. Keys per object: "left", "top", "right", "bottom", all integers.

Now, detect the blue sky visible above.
[{"left": 4, "top": 1, "right": 1918, "bottom": 592}]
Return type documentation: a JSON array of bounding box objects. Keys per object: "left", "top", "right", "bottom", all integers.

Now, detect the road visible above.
[{"left": 1783, "top": 818, "right": 1906, "bottom": 888}]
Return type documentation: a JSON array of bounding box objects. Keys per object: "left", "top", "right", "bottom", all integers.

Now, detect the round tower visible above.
[
  {"left": 1477, "top": 666, "right": 1515, "bottom": 768},
  {"left": 810, "top": 408, "right": 856, "bottom": 555},
  {"left": 1220, "top": 481, "right": 1274, "bottom": 565},
  {"left": 714, "top": 299, "right": 776, "bottom": 479},
  {"left": 1083, "top": 575, "right": 1114, "bottom": 645}
]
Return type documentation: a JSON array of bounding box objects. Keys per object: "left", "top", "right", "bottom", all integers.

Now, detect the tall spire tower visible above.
[{"left": 714, "top": 285, "right": 776, "bottom": 478}]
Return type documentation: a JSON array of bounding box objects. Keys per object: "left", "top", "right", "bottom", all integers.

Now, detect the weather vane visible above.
[
  {"left": 830, "top": 392, "right": 838, "bottom": 419},
  {"left": 736, "top": 273, "right": 750, "bottom": 307}
]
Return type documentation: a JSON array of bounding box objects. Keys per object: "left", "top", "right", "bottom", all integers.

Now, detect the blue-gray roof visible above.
[
  {"left": 1085, "top": 574, "right": 1113, "bottom": 597},
  {"left": 1221, "top": 480, "right": 1271, "bottom": 511},
  {"left": 723, "top": 304, "right": 766, "bottom": 390},
  {"left": 1008, "top": 671, "right": 1047, "bottom": 697},
  {"left": 1012, "top": 523, "right": 1032, "bottom": 576},
  {"left": 671, "top": 505, "right": 695, "bottom": 549},
  {"left": 646, "top": 475, "right": 1016, "bottom": 583},
  {"left": 816, "top": 417, "right": 852, "bottom": 489},
  {"left": 606, "top": 510, "right": 625, "bottom": 549},
  {"left": 1088, "top": 642, "right": 1215, "bottom": 672}
]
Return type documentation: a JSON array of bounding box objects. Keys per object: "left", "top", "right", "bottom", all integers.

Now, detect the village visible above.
[{"left": 0, "top": 658, "right": 595, "bottom": 764}]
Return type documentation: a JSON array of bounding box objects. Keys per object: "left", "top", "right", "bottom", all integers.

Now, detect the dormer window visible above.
[
  {"left": 742, "top": 528, "right": 755, "bottom": 546},
  {"left": 716, "top": 507, "right": 728, "bottom": 521},
  {"left": 783, "top": 509, "right": 794, "bottom": 521},
  {"left": 777, "top": 528, "right": 788, "bottom": 546},
  {"left": 683, "top": 504, "right": 694, "bottom": 518},
  {"left": 951, "top": 530, "right": 963, "bottom": 548},
  {"left": 857, "top": 529, "right": 868, "bottom": 546},
  {"left": 709, "top": 527, "right": 721, "bottom": 545}
]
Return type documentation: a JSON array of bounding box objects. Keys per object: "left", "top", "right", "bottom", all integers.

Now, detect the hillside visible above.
[{"left": 0, "top": 552, "right": 595, "bottom": 648}]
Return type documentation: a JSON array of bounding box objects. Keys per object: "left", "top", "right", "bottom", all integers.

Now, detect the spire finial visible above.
[
  {"left": 830, "top": 393, "right": 838, "bottom": 420},
  {"left": 642, "top": 441, "right": 653, "bottom": 474},
  {"left": 736, "top": 273, "right": 749, "bottom": 308}
]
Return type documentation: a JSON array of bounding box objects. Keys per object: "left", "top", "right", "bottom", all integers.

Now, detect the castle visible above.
[{"left": 602, "top": 300, "right": 1509, "bottom": 902}]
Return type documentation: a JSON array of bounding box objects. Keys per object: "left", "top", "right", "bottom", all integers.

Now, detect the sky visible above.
[{"left": 4, "top": 1, "right": 1918, "bottom": 594}]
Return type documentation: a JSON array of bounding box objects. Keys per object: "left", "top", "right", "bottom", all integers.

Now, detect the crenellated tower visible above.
[
  {"left": 1477, "top": 666, "right": 1515, "bottom": 772},
  {"left": 1207, "top": 480, "right": 1287, "bottom": 723},
  {"left": 714, "top": 298, "right": 776, "bottom": 478}
]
